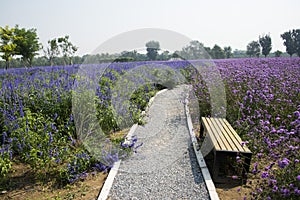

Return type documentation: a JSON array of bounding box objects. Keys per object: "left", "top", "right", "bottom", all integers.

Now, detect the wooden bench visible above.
[{"left": 200, "top": 117, "right": 252, "bottom": 183}]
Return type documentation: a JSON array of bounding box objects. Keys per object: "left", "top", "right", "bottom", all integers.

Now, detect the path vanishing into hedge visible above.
[{"left": 108, "top": 85, "right": 209, "bottom": 200}]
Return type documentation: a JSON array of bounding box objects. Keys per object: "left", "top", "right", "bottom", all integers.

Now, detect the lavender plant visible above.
[{"left": 192, "top": 57, "right": 300, "bottom": 199}]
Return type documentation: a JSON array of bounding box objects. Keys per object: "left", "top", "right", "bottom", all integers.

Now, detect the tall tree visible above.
[
  {"left": 281, "top": 30, "right": 296, "bottom": 57},
  {"left": 14, "top": 25, "right": 40, "bottom": 67},
  {"left": 43, "top": 38, "right": 60, "bottom": 66},
  {"left": 246, "top": 41, "right": 261, "bottom": 57},
  {"left": 58, "top": 35, "right": 78, "bottom": 65},
  {"left": 0, "top": 26, "right": 17, "bottom": 69},
  {"left": 259, "top": 34, "right": 272, "bottom": 57},
  {"left": 210, "top": 44, "right": 225, "bottom": 59},
  {"left": 204, "top": 46, "right": 211, "bottom": 57},
  {"left": 156, "top": 50, "right": 170, "bottom": 60},
  {"left": 180, "top": 40, "right": 210, "bottom": 59},
  {"left": 145, "top": 40, "right": 160, "bottom": 60},
  {"left": 292, "top": 29, "right": 300, "bottom": 57},
  {"left": 223, "top": 46, "right": 232, "bottom": 58}
]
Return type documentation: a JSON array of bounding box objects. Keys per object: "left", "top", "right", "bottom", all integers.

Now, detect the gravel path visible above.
[{"left": 109, "top": 85, "right": 210, "bottom": 200}]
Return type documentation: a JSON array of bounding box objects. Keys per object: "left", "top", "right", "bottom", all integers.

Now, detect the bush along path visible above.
[{"left": 107, "top": 85, "right": 209, "bottom": 200}]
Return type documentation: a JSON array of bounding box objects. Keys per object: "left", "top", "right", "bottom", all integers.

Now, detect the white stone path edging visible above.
[
  {"left": 184, "top": 95, "right": 220, "bottom": 200},
  {"left": 97, "top": 160, "right": 121, "bottom": 200},
  {"left": 97, "top": 89, "right": 168, "bottom": 200},
  {"left": 98, "top": 88, "right": 219, "bottom": 200}
]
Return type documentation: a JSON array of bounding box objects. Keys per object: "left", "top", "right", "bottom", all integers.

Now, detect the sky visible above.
[{"left": 1, "top": 0, "right": 300, "bottom": 55}]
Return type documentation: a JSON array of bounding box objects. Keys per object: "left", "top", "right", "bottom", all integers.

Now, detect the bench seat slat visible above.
[
  {"left": 222, "top": 119, "right": 251, "bottom": 153},
  {"left": 202, "top": 117, "right": 221, "bottom": 151},
  {"left": 201, "top": 117, "right": 251, "bottom": 153},
  {"left": 213, "top": 118, "right": 240, "bottom": 152},
  {"left": 220, "top": 119, "right": 248, "bottom": 152},
  {"left": 215, "top": 118, "right": 245, "bottom": 152},
  {"left": 209, "top": 118, "right": 234, "bottom": 151}
]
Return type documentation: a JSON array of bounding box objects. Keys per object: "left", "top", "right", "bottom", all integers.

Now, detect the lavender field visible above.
[{"left": 0, "top": 57, "right": 299, "bottom": 199}]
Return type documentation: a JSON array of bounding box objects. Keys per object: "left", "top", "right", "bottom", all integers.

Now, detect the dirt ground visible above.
[
  {"left": 0, "top": 162, "right": 108, "bottom": 200},
  {"left": 0, "top": 162, "right": 251, "bottom": 200},
  {"left": 216, "top": 182, "right": 252, "bottom": 200}
]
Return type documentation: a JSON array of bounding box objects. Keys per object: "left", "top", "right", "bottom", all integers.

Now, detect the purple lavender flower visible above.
[
  {"left": 278, "top": 158, "right": 290, "bottom": 169},
  {"left": 273, "top": 185, "right": 278, "bottom": 192},
  {"left": 265, "top": 162, "right": 275, "bottom": 171},
  {"left": 261, "top": 172, "right": 269, "bottom": 178},
  {"left": 252, "top": 162, "right": 260, "bottom": 174},
  {"left": 294, "top": 111, "right": 300, "bottom": 118},
  {"left": 281, "top": 188, "right": 290, "bottom": 197}
]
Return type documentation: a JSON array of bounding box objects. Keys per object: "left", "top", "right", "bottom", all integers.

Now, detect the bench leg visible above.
[
  {"left": 200, "top": 123, "right": 204, "bottom": 138},
  {"left": 212, "top": 151, "right": 220, "bottom": 182},
  {"left": 242, "top": 153, "right": 252, "bottom": 184}
]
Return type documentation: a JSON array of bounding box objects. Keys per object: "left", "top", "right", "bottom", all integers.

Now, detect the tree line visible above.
[
  {"left": 0, "top": 25, "right": 78, "bottom": 69},
  {"left": 246, "top": 30, "right": 300, "bottom": 57},
  {"left": 0, "top": 25, "right": 299, "bottom": 69}
]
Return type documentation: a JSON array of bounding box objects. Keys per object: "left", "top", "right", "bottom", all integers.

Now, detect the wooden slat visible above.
[
  {"left": 201, "top": 117, "right": 252, "bottom": 183},
  {"left": 201, "top": 117, "right": 221, "bottom": 150},
  {"left": 222, "top": 120, "right": 246, "bottom": 152},
  {"left": 213, "top": 118, "right": 239, "bottom": 152},
  {"left": 222, "top": 119, "right": 251, "bottom": 153},
  {"left": 215, "top": 118, "right": 244, "bottom": 152},
  {"left": 201, "top": 117, "right": 252, "bottom": 154},
  {"left": 209, "top": 118, "right": 231, "bottom": 151}
]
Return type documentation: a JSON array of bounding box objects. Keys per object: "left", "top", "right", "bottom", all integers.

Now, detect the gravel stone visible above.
[{"left": 109, "top": 85, "right": 209, "bottom": 199}]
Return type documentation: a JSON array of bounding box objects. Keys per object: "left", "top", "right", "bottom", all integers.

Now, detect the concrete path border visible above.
[
  {"left": 184, "top": 95, "right": 220, "bottom": 200},
  {"left": 97, "top": 87, "right": 219, "bottom": 200},
  {"left": 97, "top": 89, "right": 168, "bottom": 200}
]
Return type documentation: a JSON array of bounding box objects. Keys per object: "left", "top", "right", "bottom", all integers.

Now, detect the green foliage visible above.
[
  {"left": 157, "top": 50, "right": 171, "bottom": 60},
  {"left": 281, "top": 30, "right": 297, "bottom": 57},
  {"left": 59, "top": 149, "right": 94, "bottom": 184},
  {"left": 95, "top": 75, "right": 120, "bottom": 133},
  {"left": 9, "top": 110, "right": 70, "bottom": 171},
  {"left": 14, "top": 25, "right": 40, "bottom": 67},
  {"left": 119, "top": 50, "right": 147, "bottom": 61},
  {"left": 0, "top": 150, "right": 12, "bottom": 177},
  {"left": 292, "top": 29, "right": 300, "bottom": 57},
  {"left": 246, "top": 41, "right": 261, "bottom": 57},
  {"left": 210, "top": 44, "right": 225, "bottom": 59},
  {"left": 259, "top": 34, "right": 272, "bottom": 57},
  {"left": 280, "top": 29, "right": 300, "bottom": 57},
  {"left": 114, "top": 57, "right": 135, "bottom": 62},
  {"left": 0, "top": 25, "right": 17, "bottom": 69},
  {"left": 129, "top": 84, "right": 160, "bottom": 124},
  {"left": 43, "top": 38, "right": 60, "bottom": 66},
  {"left": 58, "top": 35, "right": 78, "bottom": 65},
  {"left": 274, "top": 50, "right": 283, "bottom": 57},
  {"left": 223, "top": 46, "right": 233, "bottom": 58},
  {"left": 179, "top": 40, "right": 210, "bottom": 60},
  {"left": 146, "top": 40, "right": 160, "bottom": 60}
]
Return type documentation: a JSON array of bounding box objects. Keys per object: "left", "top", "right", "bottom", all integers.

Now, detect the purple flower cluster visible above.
[
  {"left": 0, "top": 61, "right": 189, "bottom": 179},
  {"left": 1, "top": 58, "right": 299, "bottom": 193},
  {"left": 192, "top": 57, "right": 300, "bottom": 199}
]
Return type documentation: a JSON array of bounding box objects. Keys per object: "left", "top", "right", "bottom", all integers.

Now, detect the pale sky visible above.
[{"left": 1, "top": 0, "right": 299, "bottom": 55}]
